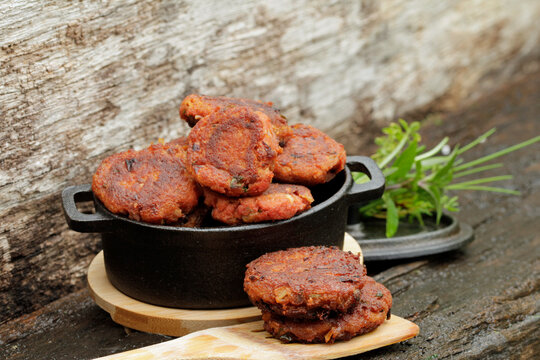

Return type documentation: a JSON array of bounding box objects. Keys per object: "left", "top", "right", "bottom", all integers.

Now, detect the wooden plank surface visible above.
[{"left": 2, "top": 0, "right": 540, "bottom": 323}]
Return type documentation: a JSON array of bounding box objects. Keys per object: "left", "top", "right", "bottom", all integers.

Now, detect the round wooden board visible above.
[{"left": 87, "top": 233, "right": 362, "bottom": 337}]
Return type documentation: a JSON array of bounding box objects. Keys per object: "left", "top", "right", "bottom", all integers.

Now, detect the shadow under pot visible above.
[{"left": 62, "top": 156, "right": 385, "bottom": 309}]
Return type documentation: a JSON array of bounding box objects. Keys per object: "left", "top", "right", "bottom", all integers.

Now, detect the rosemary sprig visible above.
[{"left": 353, "top": 120, "right": 540, "bottom": 238}]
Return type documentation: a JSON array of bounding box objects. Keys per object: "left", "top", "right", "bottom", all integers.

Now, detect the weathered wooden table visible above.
[{"left": 1, "top": 73, "right": 538, "bottom": 359}]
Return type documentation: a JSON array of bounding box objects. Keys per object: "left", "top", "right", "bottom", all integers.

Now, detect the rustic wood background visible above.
[{"left": 1, "top": 0, "right": 540, "bottom": 323}]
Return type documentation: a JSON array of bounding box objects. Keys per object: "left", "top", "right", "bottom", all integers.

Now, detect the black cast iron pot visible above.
[{"left": 62, "top": 156, "right": 384, "bottom": 309}]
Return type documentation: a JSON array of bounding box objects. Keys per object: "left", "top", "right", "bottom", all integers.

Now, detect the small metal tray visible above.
[{"left": 346, "top": 214, "right": 474, "bottom": 261}]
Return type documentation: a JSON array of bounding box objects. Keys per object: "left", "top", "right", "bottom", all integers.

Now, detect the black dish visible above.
[
  {"left": 346, "top": 214, "right": 474, "bottom": 261},
  {"left": 62, "top": 156, "right": 385, "bottom": 309}
]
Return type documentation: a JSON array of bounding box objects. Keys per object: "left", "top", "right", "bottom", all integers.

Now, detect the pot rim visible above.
[{"left": 94, "top": 166, "right": 353, "bottom": 233}]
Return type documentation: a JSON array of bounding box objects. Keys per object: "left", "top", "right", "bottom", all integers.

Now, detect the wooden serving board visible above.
[
  {"left": 97, "top": 316, "right": 419, "bottom": 359},
  {"left": 88, "top": 233, "right": 363, "bottom": 337}
]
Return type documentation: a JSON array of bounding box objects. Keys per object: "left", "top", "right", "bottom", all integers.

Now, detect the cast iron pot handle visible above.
[
  {"left": 346, "top": 155, "right": 385, "bottom": 204},
  {"left": 62, "top": 184, "right": 117, "bottom": 233}
]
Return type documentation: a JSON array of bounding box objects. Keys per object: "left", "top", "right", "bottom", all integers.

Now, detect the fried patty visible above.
[
  {"left": 92, "top": 141, "right": 201, "bottom": 224},
  {"left": 262, "top": 276, "right": 392, "bottom": 343},
  {"left": 204, "top": 183, "right": 313, "bottom": 225},
  {"left": 187, "top": 106, "right": 280, "bottom": 197},
  {"left": 166, "top": 136, "right": 189, "bottom": 148},
  {"left": 244, "top": 246, "right": 366, "bottom": 319},
  {"left": 274, "top": 124, "right": 346, "bottom": 186},
  {"left": 179, "top": 94, "right": 292, "bottom": 143}
]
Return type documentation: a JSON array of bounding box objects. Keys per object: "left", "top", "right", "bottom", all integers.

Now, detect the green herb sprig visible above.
[{"left": 353, "top": 119, "right": 540, "bottom": 238}]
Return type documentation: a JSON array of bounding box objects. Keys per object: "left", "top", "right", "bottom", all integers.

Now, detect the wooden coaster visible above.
[{"left": 88, "top": 233, "right": 362, "bottom": 337}]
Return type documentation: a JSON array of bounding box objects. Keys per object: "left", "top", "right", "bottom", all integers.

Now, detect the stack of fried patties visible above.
[
  {"left": 92, "top": 94, "right": 347, "bottom": 227},
  {"left": 244, "top": 246, "right": 392, "bottom": 343}
]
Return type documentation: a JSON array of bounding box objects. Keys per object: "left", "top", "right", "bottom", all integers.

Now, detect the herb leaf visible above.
[
  {"left": 387, "top": 139, "right": 417, "bottom": 182},
  {"left": 454, "top": 135, "right": 540, "bottom": 171},
  {"left": 383, "top": 193, "right": 399, "bottom": 238}
]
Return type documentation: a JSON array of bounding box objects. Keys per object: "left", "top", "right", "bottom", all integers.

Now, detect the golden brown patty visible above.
[
  {"left": 244, "top": 246, "right": 366, "bottom": 319},
  {"left": 274, "top": 124, "right": 346, "bottom": 186},
  {"left": 187, "top": 106, "right": 280, "bottom": 197},
  {"left": 92, "top": 141, "right": 201, "bottom": 224},
  {"left": 179, "top": 94, "right": 292, "bottom": 143},
  {"left": 204, "top": 183, "right": 314, "bottom": 225},
  {"left": 166, "top": 136, "right": 189, "bottom": 148},
  {"left": 262, "top": 276, "right": 392, "bottom": 343}
]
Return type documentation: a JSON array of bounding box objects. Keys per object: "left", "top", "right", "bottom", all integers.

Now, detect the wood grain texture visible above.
[
  {"left": 2, "top": 0, "right": 540, "bottom": 323},
  {"left": 96, "top": 316, "right": 419, "bottom": 360}
]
